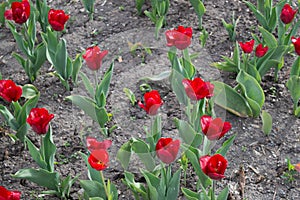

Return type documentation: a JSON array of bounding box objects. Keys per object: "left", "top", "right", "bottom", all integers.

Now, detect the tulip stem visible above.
[
  {"left": 94, "top": 71, "right": 98, "bottom": 86},
  {"left": 211, "top": 181, "right": 216, "bottom": 200},
  {"left": 100, "top": 171, "right": 109, "bottom": 199}
]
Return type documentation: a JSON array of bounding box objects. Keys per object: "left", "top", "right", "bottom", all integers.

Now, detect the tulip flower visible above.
[
  {"left": 182, "top": 77, "right": 214, "bottom": 101},
  {"left": 26, "top": 108, "right": 54, "bottom": 135},
  {"left": 295, "top": 163, "right": 300, "bottom": 173},
  {"left": 165, "top": 25, "right": 193, "bottom": 50},
  {"left": 239, "top": 39, "right": 255, "bottom": 53},
  {"left": 156, "top": 137, "right": 180, "bottom": 164},
  {"left": 255, "top": 44, "right": 269, "bottom": 58},
  {"left": 200, "top": 115, "right": 231, "bottom": 140},
  {"left": 292, "top": 36, "right": 300, "bottom": 56},
  {"left": 199, "top": 154, "right": 228, "bottom": 180},
  {"left": 4, "top": 0, "right": 30, "bottom": 24},
  {"left": 86, "top": 137, "right": 112, "bottom": 152},
  {"left": 48, "top": 9, "right": 70, "bottom": 31},
  {"left": 0, "top": 80, "right": 22, "bottom": 103},
  {"left": 83, "top": 46, "right": 109, "bottom": 71},
  {"left": 138, "top": 90, "right": 163, "bottom": 116},
  {"left": 88, "top": 149, "right": 109, "bottom": 171},
  {"left": 280, "top": 4, "right": 297, "bottom": 24},
  {"left": 0, "top": 186, "right": 21, "bottom": 200}
]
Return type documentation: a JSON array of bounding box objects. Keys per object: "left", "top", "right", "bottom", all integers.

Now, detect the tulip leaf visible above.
[
  {"left": 257, "top": 45, "right": 289, "bottom": 77},
  {"left": 41, "top": 127, "right": 56, "bottom": 172},
  {"left": 80, "top": 152, "right": 103, "bottom": 183},
  {"left": 166, "top": 169, "right": 181, "bottom": 200},
  {"left": 79, "top": 72, "right": 95, "bottom": 97},
  {"left": 123, "top": 171, "right": 148, "bottom": 199},
  {"left": 140, "top": 70, "right": 171, "bottom": 81},
  {"left": 26, "top": 137, "right": 47, "bottom": 170},
  {"left": 286, "top": 75, "right": 300, "bottom": 109},
  {"left": 236, "top": 70, "right": 265, "bottom": 117},
  {"left": 96, "top": 62, "right": 114, "bottom": 98},
  {"left": 258, "top": 26, "right": 277, "bottom": 48},
  {"left": 13, "top": 168, "right": 60, "bottom": 190},
  {"left": 136, "top": 0, "right": 145, "bottom": 15},
  {"left": 261, "top": 110, "right": 272, "bottom": 135},
  {"left": 243, "top": 1, "right": 268, "bottom": 30},
  {"left": 175, "top": 118, "right": 202, "bottom": 148},
  {"left": 79, "top": 180, "right": 106, "bottom": 199},
  {"left": 131, "top": 138, "right": 156, "bottom": 171},
  {"left": 117, "top": 141, "right": 132, "bottom": 170},
  {"left": 123, "top": 88, "right": 136, "bottom": 106},
  {"left": 183, "top": 144, "right": 211, "bottom": 189},
  {"left": 0, "top": 105, "right": 18, "bottom": 130},
  {"left": 16, "top": 91, "right": 40, "bottom": 125},
  {"left": 181, "top": 188, "right": 201, "bottom": 200},
  {"left": 217, "top": 186, "right": 229, "bottom": 200},
  {"left": 212, "top": 81, "right": 252, "bottom": 117},
  {"left": 215, "top": 134, "right": 236, "bottom": 156},
  {"left": 72, "top": 53, "right": 83, "bottom": 84},
  {"left": 55, "top": 39, "right": 68, "bottom": 79},
  {"left": 290, "top": 56, "right": 300, "bottom": 77},
  {"left": 65, "top": 95, "right": 97, "bottom": 122},
  {"left": 95, "top": 106, "right": 109, "bottom": 128},
  {"left": 171, "top": 69, "right": 188, "bottom": 107},
  {"left": 16, "top": 123, "right": 28, "bottom": 143},
  {"left": 141, "top": 169, "right": 160, "bottom": 196},
  {"left": 189, "top": 0, "right": 205, "bottom": 29}
]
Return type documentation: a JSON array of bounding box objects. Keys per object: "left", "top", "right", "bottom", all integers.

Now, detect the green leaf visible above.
[
  {"left": 79, "top": 180, "right": 106, "bottom": 199},
  {"left": 16, "top": 92, "right": 40, "bottom": 125},
  {"left": 136, "top": 0, "right": 145, "bottom": 15},
  {"left": 258, "top": 26, "right": 277, "bottom": 48},
  {"left": 72, "top": 53, "right": 83, "bottom": 84},
  {"left": 0, "top": 2, "right": 8, "bottom": 26},
  {"left": 123, "top": 88, "right": 136, "bottom": 106},
  {"left": 54, "top": 39, "right": 68, "bottom": 79},
  {"left": 181, "top": 188, "right": 201, "bottom": 200},
  {"left": 131, "top": 138, "right": 156, "bottom": 171},
  {"left": 215, "top": 134, "right": 236, "bottom": 156},
  {"left": 117, "top": 141, "right": 132, "bottom": 170},
  {"left": 236, "top": 71, "right": 265, "bottom": 117},
  {"left": 171, "top": 69, "right": 188, "bottom": 106},
  {"left": 0, "top": 105, "right": 18, "bottom": 130},
  {"left": 79, "top": 72, "right": 95, "bottom": 97},
  {"left": 15, "top": 123, "right": 28, "bottom": 143},
  {"left": 166, "top": 169, "right": 181, "bottom": 200},
  {"left": 212, "top": 81, "right": 252, "bottom": 117},
  {"left": 261, "top": 110, "right": 272, "bottom": 135},
  {"left": 183, "top": 145, "right": 211, "bottom": 188},
  {"left": 26, "top": 137, "right": 47, "bottom": 169},
  {"left": 290, "top": 56, "right": 300, "bottom": 77},
  {"left": 80, "top": 152, "right": 102, "bottom": 183},
  {"left": 96, "top": 62, "right": 114, "bottom": 98},
  {"left": 286, "top": 76, "right": 300, "bottom": 106},
  {"left": 123, "top": 171, "right": 148, "bottom": 199},
  {"left": 140, "top": 70, "right": 171, "bottom": 81},
  {"left": 95, "top": 106, "right": 109, "bottom": 128},
  {"left": 243, "top": 1, "right": 268, "bottom": 29},
  {"left": 42, "top": 127, "right": 56, "bottom": 172},
  {"left": 217, "top": 186, "right": 229, "bottom": 200},
  {"left": 175, "top": 118, "right": 202, "bottom": 148},
  {"left": 65, "top": 95, "right": 97, "bottom": 121},
  {"left": 13, "top": 168, "right": 60, "bottom": 190},
  {"left": 189, "top": 0, "right": 205, "bottom": 29},
  {"left": 22, "top": 84, "right": 39, "bottom": 99},
  {"left": 155, "top": 16, "right": 164, "bottom": 39}
]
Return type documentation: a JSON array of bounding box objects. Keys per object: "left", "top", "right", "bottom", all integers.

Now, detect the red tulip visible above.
[
  {"left": 292, "top": 36, "right": 300, "bottom": 56},
  {"left": 165, "top": 25, "right": 193, "bottom": 50},
  {"left": 255, "top": 44, "right": 268, "bottom": 58},
  {"left": 138, "top": 90, "right": 163, "bottom": 116},
  {"left": 239, "top": 39, "right": 255, "bottom": 53},
  {"left": 48, "top": 9, "right": 69, "bottom": 31},
  {"left": 83, "top": 46, "right": 108, "bottom": 71},
  {"left": 26, "top": 108, "right": 54, "bottom": 135},
  {"left": 280, "top": 4, "right": 297, "bottom": 24},
  {"left": 182, "top": 78, "right": 214, "bottom": 101},
  {"left": 156, "top": 138, "right": 180, "bottom": 164},
  {"left": 199, "top": 154, "right": 227, "bottom": 180},
  {"left": 295, "top": 163, "right": 300, "bottom": 173},
  {"left": 4, "top": 0, "right": 30, "bottom": 24},
  {"left": 88, "top": 149, "right": 109, "bottom": 171},
  {"left": 200, "top": 115, "right": 231, "bottom": 140},
  {"left": 86, "top": 137, "right": 112, "bottom": 152},
  {"left": 0, "top": 186, "right": 21, "bottom": 200},
  {"left": 0, "top": 80, "right": 22, "bottom": 103}
]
